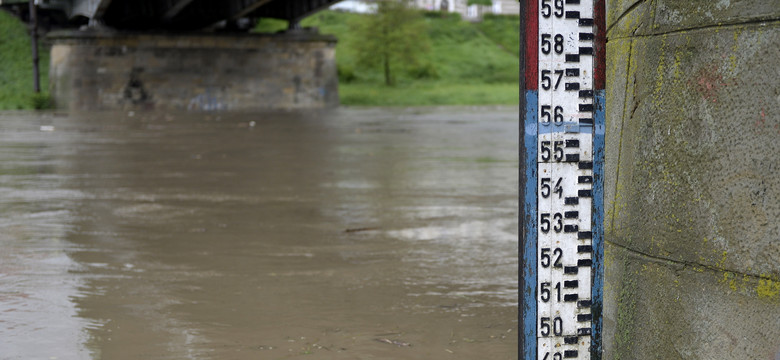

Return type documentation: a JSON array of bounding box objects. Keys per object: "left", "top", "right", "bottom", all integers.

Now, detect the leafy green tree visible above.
[{"left": 350, "top": 0, "right": 430, "bottom": 86}]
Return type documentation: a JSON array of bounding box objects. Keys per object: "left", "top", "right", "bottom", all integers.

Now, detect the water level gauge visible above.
[{"left": 521, "top": 0, "right": 605, "bottom": 359}]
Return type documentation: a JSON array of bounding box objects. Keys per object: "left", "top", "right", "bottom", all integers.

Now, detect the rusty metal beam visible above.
[
  {"left": 253, "top": 0, "right": 340, "bottom": 22},
  {"left": 161, "top": 0, "right": 196, "bottom": 21},
  {"left": 230, "top": 0, "right": 273, "bottom": 20},
  {"left": 93, "top": 0, "right": 113, "bottom": 18}
]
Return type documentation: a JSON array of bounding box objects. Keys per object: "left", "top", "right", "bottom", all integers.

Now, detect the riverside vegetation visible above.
[
  {"left": 258, "top": 10, "right": 520, "bottom": 106},
  {"left": 0, "top": 10, "right": 50, "bottom": 110},
  {"left": 0, "top": 9, "right": 519, "bottom": 109}
]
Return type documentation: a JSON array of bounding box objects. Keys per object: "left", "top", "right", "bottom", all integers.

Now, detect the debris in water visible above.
[
  {"left": 344, "top": 227, "right": 380, "bottom": 233},
  {"left": 375, "top": 338, "right": 411, "bottom": 347}
]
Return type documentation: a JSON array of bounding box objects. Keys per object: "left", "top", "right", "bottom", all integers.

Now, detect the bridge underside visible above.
[
  {"left": 0, "top": 0, "right": 344, "bottom": 110},
  {"left": 1, "top": 0, "right": 341, "bottom": 31},
  {"left": 101, "top": 0, "right": 341, "bottom": 31}
]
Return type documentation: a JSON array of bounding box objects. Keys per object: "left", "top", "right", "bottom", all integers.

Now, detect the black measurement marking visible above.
[
  {"left": 536, "top": 2, "right": 602, "bottom": 354},
  {"left": 579, "top": 90, "right": 594, "bottom": 98},
  {"left": 578, "top": 259, "right": 592, "bottom": 267},
  {"left": 577, "top": 245, "right": 593, "bottom": 253},
  {"left": 579, "top": 161, "right": 593, "bottom": 169}
]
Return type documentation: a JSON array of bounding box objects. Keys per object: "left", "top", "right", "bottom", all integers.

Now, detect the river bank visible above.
[{"left": 0, "top": 10, "right": 519, "bottom": 109}]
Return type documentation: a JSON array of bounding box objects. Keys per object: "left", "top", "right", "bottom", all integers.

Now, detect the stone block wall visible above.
[
  {"left": 48, "top": 30, "right": 339, "bottom": 111},
  {"left": 604, "top": 1, "right": 780, "bottom": 359}
]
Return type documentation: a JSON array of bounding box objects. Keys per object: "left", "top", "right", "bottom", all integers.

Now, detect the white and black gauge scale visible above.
[{"left": 521, "top": 0, "right": 605, "bottom": 359}]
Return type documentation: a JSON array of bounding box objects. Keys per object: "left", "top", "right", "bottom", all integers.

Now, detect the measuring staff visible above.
[{"left": 520, "top": 0, "right": 606, "bottom": 359}]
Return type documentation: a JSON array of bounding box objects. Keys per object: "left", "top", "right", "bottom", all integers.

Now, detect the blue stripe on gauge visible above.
[
  {"left": 523, "top": 89, "right": 538, "bottom": 360},
  {"left": 591, "top": 89, "right": 606, "bottom": 358}
]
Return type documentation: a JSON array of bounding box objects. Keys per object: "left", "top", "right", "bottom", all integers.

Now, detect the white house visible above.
[
  {"left": 330, "top": 0, "right": 376, "bottom": 13},
  {"left": 416, "top": 0, "right": 519, "bottom": 19},
  {"left": 331, "top": 0, "right": 519, "bottom": 19}
]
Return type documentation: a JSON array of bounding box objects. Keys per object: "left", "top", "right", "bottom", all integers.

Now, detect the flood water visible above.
[{"left": 0, "top": 107, "right": 519, "bottom": 359}]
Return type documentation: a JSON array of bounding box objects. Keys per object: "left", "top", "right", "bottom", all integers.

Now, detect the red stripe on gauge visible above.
[
  {"left": 593, "top": 0, "right": 606, "bottom": 90},
  {"left": 524, "top": 0, "right": 538, "bottom": 90}
]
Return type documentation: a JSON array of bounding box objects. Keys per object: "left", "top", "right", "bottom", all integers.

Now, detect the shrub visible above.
[
  {"left": 421, "top": 11, "right": 462, "bottom": 20},
  {"left": 338, "top": 64, "right": 357, "bottom": 83},
  {"left": 408, "top": 63, "right": 439, "bottom": 79},
  {"left": 29, "top": 92, "right": 51, "bottom": 109}
]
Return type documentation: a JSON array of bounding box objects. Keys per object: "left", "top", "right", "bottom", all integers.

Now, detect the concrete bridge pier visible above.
[
  {"left": 48, "top": 29, "right": 339, "bottom": 111},
  {"left": 604, "top": 1, "right": 780, "bottom": 358}
]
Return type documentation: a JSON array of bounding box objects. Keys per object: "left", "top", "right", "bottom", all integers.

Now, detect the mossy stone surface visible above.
[{"left": 605, "top": 1, "right": 780, "bottom": 358}]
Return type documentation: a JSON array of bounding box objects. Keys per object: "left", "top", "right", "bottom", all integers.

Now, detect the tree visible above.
[{"left": 350, "top": 0, "right": 430, "bottom": 86}]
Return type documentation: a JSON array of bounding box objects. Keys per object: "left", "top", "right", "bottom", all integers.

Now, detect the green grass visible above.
[
  {"left": 253, "top": 17, "right": 288, "bottom": 33},
  {"left": 0, "top": 9, "right": 50, "bottom": 110},
  {"left": 340, "top": 82, "right": 518, "bottom": 106},
  {"left": 475, "top": 14, "right": 521, "bottom": 56},
  {"left": 257, "top": 10, "right": 520, "bottom": 106}
]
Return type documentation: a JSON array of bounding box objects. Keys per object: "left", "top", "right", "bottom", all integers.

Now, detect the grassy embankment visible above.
[
  {"left": 257, "top": 11, "right": 520, "bottom": 106},
  {"left": 0, "top": 9, "right": 519, "bottom": 109},
  {"left": 0, "top": 10, "right": 50, "bottom": 110}
]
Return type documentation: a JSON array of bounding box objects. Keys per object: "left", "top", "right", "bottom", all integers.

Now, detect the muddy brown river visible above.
[{"left": 0, "top": 107, "right": 518, "bottom": 359}]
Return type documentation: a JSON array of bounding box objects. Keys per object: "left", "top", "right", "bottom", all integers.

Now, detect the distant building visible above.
[
  {"left": 330, "top": 0, "right": 376, "bottom": 13},
  {"left": 416, "top": 0, "right": 519, "bottom": 19},
  {"left": 489, "top": 0, "right": 521, "bottom": 16},
  {"left": 414, "top": 0, "right": 453, "bottom": 12},
  {"left": 330, "top": 0, "right": 519, "bottom": 19}
]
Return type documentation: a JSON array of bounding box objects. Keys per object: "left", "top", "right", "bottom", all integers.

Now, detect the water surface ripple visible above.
[{"left": 0, "top": 107, "right": 518, "bottom": 359}]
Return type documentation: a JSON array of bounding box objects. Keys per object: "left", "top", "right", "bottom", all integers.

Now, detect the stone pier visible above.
[
  {"left": 604, "top": 1, "right": 780, "bottom": 359},
  {"left": 48, "top": 30, "right": 338, "bottom": 111}
]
